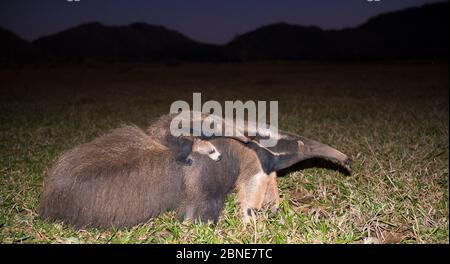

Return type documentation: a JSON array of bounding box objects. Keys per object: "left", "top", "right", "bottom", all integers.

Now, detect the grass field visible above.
[{"left": 0, "top": 61, "right": 448, "bottom": 244}]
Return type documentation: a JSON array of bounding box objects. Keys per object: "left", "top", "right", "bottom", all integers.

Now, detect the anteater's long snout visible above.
[
  {"left": 271, "top": 136, "right": 352, "bottom": 172},
  {"left": 300, "top": 137, "right": 352, "bottom": 170}
]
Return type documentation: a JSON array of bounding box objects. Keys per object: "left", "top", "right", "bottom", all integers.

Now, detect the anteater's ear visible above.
[{"left": 175, "top": 137, "right": 194, "bottom": 165}]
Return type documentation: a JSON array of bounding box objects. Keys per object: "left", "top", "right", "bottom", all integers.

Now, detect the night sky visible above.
[{"left": 0, "top": 0, "right": 443, "bottom": 44}]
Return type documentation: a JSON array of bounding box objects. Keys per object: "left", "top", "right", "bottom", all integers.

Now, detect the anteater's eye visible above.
[{"left": 209, "top": 149, "right": 215, "bottom": 154}]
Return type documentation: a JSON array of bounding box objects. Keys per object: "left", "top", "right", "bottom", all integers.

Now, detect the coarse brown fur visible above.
[{"left": 38, "top": 125, "right": 222, "bottom": 228}]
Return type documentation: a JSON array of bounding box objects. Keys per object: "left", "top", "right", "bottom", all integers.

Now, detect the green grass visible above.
[{"left": 0, "top": 61, "right": 448, "bottom": 243}]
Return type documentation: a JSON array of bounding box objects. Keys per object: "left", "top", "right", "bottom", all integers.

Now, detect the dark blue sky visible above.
[{"left": 0, "top": 0, "right": 443, "bottom": 44}]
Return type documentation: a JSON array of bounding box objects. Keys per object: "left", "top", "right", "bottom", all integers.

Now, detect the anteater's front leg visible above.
[
  {"left": 263, "top": 172, "right": 280, "bottom": 214},
  {"left": 237, "top": 172, "right": 270, "bottom": 226}
]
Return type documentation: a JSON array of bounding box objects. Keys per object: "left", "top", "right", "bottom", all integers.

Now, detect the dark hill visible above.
[
  {"left": 359, "top": 2, "right": 448, "bottom": 59},
  {"left": 225, "top": 23, "right": 384, "bottom": 60},
  {"left": 0, "top": 28, "right": 40, "bottom": 63},
  {"left": 225, "top": 23, "right": 326, "bottom": 60},
  {"left": 33, "top": 22, "right": 222, "bottom": 61},
  {"left": 226, "top": 2, "right": 448, "bottom": 61}
]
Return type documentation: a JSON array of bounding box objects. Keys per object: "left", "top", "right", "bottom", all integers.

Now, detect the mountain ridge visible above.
[{"left": 1, "top": 2, "right": 447, "bottom": 62}]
